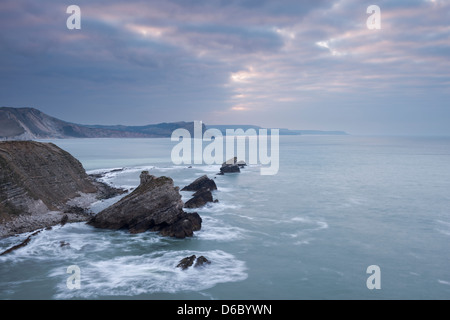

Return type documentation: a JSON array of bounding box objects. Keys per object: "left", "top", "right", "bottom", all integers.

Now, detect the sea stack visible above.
[
  {"left": 219, "top": 157, "right": 246, "bottom": 174},
  {"left": 182, "top": 175, "right": 218, "bottom": 208},
  {"left": 88, "top": 171, "right": 202, "bottom": 238}
]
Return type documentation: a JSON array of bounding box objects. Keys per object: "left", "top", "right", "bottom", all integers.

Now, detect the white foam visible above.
[
  {"left": 273, "top": 216, "right": 329, "bottom": 246},
  {"left": 438, "top": 279, "right": 450, "bottom": 286},
  {"left": 291, "top": 216, "right": 329, "bottom": 231},
  {"left": 195, "top": 216, "right": 247, "bottom": 242},
  {"left": 51, "top": 250, "right": 247, "bottom": 299}
]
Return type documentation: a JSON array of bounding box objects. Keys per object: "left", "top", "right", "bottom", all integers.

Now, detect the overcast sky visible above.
[{"left": 1, "top": 0, "right": 449, "bottom": 135}]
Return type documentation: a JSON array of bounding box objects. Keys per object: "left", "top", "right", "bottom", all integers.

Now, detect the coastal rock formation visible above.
[
  {"left": 184, "top": 188, "right": 217, "bottom": 209},
  {"left": 177, "top": 255, "right": 211, "bottom": 270},
  {"left": 88, "top": 171, "right": 202, "bottom": 238},
  {"left": 0, "top": 141, "right": 124, "bottom": 238},
  {"left": 181, "top": 175, "right": 217, "bottom": 192},
  {"left": 182, "top": 175, "right": 218, "bottom": 209},
  {"left": 218, "top": 157, "right": 246, "bottom": 174}
]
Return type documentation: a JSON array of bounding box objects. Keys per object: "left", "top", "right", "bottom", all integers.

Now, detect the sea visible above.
[{"left": 0, "top": 135, "right": 449, "bottom": 300}]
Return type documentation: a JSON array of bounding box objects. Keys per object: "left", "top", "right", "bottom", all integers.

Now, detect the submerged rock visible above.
[
  {"left": 88, "top": 171, "right": 202, "bottom": 238},
  {"left": 182, "top": 175, "right": 218, "bottom": 209}
]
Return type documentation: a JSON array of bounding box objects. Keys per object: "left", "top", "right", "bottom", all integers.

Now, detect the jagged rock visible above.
[
  {"left": 181, "top": 175, "right": 217, "bottom": 192},
  {"left": 158, "top": 212, "right": 202, "bottom": 238},
  {"left": 0, "top": 141, "right": 125, "bottom": 238},
  {"left": 177, "top": 255, "right": 197, "bottom": 270},
  {"left": 177, "top": 255, "right": 211, "bottom": 270},
  {"left": 184, "top": 188, "right": 215, "bottom": 209},
  {"left": 194, "top": 256, "right": 211, "bottom": 268},
  {"left": 88, "top": 171, "right": 202, "bottom": 238}
]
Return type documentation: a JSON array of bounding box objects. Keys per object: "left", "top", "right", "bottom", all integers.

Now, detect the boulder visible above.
[
  {"left": 181, "top": 175, "right": 217, "bottom": 192},
  {"left": 88, "top": 171, "right": 202, "bottom": 238}
]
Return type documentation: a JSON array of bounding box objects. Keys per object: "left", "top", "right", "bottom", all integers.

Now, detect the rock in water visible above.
[
  {"left": 219, "top": 157, "right": 245, "bottom": 174},
  {"left": 88, "top": 171, "right": 202, "bottom": 238},
  {"left": 176, "top": 255, "right": 211, "bottom": 270},
  {"left": 194, "top": 256, "right": 211, "bottom": 268},
  {"left": 177, "top": 255, "right": 197, "bottom": 270},
  {"left": 184, "top": 188, "right": 216, "bottom": 209},
  {"left": 182, "top": 175, "right": 218, "bottom": 208},
  {"left": 0, "top": 141, "right": 124, "bottom": 238},
  {"left": 181, "top": 175, "right": 217, "bottom": 192}
]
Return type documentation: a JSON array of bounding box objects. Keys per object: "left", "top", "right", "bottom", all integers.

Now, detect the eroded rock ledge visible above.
[{"left": 0, "top": 141, "right": 125, "bottom": 238}]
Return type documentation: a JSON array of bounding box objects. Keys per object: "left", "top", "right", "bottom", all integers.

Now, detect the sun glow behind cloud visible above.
[{"left": 0, "top": 0, "right": 449, "bottom": 134}]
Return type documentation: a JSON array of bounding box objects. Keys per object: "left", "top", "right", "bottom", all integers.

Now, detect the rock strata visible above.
[
  {"left": 88, "top": 171, "right": 202, "bottom": 238},
  {"left": 0, "top": 141, "right": 124, "bottom": 238}
]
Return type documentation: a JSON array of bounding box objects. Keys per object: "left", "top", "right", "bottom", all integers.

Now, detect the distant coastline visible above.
[
  {"left": 206, "top": 125, "right": 348, "bottom": 136},
  {"left": 0, "top": 107, "right": 347, "bottom": 140}
]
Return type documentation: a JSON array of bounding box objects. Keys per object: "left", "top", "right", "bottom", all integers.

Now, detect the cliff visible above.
[
  {"left": 0, "top": 107, "right": 206, "bottom": 140},
  {"left": 0, "top": 141, "right": 124, "bottom": 237}
]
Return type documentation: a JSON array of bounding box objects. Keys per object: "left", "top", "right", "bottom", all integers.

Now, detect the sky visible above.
[{"left": 0, "top": 0, "right": 449, "bottom": 135}]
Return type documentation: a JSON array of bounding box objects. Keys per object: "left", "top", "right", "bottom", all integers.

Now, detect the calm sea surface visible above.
[{"left": 1, "top": 135, "right": 449, "bottom": 299}]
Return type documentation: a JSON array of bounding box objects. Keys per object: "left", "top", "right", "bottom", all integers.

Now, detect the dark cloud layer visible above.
[{"left": 0, "top": 0, "right": 449, "bottom": 134}]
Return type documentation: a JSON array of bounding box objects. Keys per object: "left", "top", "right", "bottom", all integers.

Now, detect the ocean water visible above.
[{"left": 1, "top": 135, "right": 450, "bottom": 300}]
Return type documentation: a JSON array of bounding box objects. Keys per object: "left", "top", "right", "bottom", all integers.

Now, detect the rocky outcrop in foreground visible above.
[
  {"left": 0, "top": 141, "right": 124, "bottom": 238},
  {"left": 88, "top": 171, "right": 202, "bottom": 238}
]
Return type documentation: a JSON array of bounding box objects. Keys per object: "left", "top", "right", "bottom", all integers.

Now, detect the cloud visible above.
[{"left": 0, "top": 0, "right": 449, "bottom": 134}]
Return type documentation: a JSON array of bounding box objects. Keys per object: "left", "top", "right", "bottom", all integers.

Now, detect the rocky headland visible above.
[{"left": 0, "top": 141, "right": 125, "bottom": 238}]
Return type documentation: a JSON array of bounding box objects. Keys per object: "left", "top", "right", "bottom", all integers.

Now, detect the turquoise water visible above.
[{"left": 1, "top": 136, "right": 449, "bottom": 299}]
